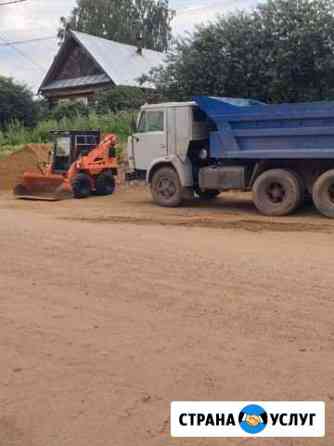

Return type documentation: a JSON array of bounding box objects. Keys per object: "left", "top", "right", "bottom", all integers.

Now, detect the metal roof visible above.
[
  {"left": 40, "top": 31, "right": 165, "bottom": 92},
  {"left": 42, "top": 74, "right": 111, "bottom": 91},
  {"left": 142, "top": 101, "right": 196, "bottom": 109}
]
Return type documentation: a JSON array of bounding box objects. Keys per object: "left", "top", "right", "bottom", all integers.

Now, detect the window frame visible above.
[
  {"left": 137, "top": 110, "right": 165, "bottom": 133},
  {"left": 75, "top": 134, "right": 99, "bottom": 155},
  {"left": 55, "top": 136, "right": 71, "bottom": 157}
]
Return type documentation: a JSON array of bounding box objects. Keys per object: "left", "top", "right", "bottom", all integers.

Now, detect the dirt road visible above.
[{"left": 0, "top": 185, "right": 333, "bottom": 446}]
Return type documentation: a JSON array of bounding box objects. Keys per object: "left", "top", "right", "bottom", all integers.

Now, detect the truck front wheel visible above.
[
  {"left": 312, "top": 169, "right": 334, "bottom": 218},
  {"left": 151, "top": 167, "right": 183, "bottom": 207},
  {"left": 253, "top": 169, "right": 301, "bottom": 216}
]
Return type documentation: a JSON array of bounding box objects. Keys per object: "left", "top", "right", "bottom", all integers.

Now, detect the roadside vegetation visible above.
[
  {"left": 0, "top": 110, "right": 132, "bottom": 147},
  {"left": 0, "top": 111, "right": 133, "bottom": 157},
  {"left": 0, "top": 85, "right": 142, "bottom": 156}
]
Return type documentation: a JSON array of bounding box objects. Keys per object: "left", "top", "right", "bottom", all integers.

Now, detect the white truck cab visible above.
[{"left": 127, "top": 101, "right": 212, "bottom": 206}]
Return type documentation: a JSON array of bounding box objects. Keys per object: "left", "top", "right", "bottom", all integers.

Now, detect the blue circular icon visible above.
[{"left": 239, "top": 404, "right": 268, "bottom": 434}]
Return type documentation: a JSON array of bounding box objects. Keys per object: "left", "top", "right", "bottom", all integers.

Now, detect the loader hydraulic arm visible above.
[{"left": 77, "top": 134, "right": 118, "bottom": 167}]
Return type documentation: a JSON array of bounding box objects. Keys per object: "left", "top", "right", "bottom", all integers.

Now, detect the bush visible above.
[
  {"left": 0, "top": 76, "right": 38, "bottom": 129},
  {"left": 48, "top": 102, "right": 89, "bottom": 121},
  {"left": 95, "top": 86, "right": 146, "bottom": 114},
  {"left": 0, "top": 111, "right": 133, "bottom": 152}
]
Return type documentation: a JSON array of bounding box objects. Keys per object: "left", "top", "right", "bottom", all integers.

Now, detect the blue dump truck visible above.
[{"left": 128, "top": 96, "right": 334, "bottom": 217}]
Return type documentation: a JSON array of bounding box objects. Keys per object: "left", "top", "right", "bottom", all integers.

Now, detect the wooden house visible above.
[{"left": 39, "top": 31, "right": 164, "bottom": 105}]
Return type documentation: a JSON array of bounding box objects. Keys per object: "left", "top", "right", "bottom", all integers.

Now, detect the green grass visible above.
[{"left": 0, "top": 111, "right": 133, "bottom": 154}]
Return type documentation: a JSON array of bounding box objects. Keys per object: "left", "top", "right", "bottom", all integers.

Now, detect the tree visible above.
[
  {"left": 48, "top": 102, "right": 89, "bottom": 122},
  {"left": 0, "top": 76, "right": 38, "bottom": 129},
  {"left": 59, "top": 0, "right": 175, "bottom": 52},
  {"left": 95, "top": 86, "right": 146, "bottom": 113},
  {"left": 147, "top": 0, "right": 334, "bottom": 103}
]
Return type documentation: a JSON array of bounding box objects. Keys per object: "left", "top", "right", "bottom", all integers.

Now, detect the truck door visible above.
[{"left": 132, "top": 109, "right": 167, "bottom": 171}]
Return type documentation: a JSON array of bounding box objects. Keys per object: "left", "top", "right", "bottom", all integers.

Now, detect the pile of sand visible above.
[{"left": 0, "top": 144, "right": 51, "bottom": 190}]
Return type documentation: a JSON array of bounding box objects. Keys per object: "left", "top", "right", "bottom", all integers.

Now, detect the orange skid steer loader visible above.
[{"left": 14, "top": 130, "right": 119, "bottom": 200}]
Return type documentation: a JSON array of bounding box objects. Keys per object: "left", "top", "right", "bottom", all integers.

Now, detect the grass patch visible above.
[{"left": 0, "top": 111, "right": 132, "bottom": 155}]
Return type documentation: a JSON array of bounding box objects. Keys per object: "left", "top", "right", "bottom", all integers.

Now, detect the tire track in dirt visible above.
[{"left": 62, "top": 215, "right": 334, "bottom": 233}]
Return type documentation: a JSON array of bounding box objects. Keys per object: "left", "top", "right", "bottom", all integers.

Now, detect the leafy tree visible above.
[
  {"left": 0, "top": 76, "right": 38, "bottom": 129},
  {"left": 147, "top": 0, "right": 334, "bottom": 103},
  {"left": 59, "top": 0, "right": 175, "bottom": 52},
  {"left": 94, "top": 86, "right": 146, "bottom": 113},
  {"left": 48, "top": 102, "right": 89, "bottom": 121}
]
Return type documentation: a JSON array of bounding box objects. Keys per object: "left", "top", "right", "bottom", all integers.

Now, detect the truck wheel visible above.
[
  {"left": 151, "top": 167, "right": 183, "bottom": 207},
  {"left": 312, "top": 169, "right": 334, "bottom": 218},
  {"left": 287, "top": 169, "right": 305, "bottom": 208},
  {"left": 95, "top": 171, "right": 116, "bottom": 196},
  {"left": 194, "top": 187, "right": 220, "bottom": 200},
  {"left": 71, "top": 173, "right": 92, "bottom": 199},
  {"left": 253, "top": 169, "right": 301, "bottom": 216}
]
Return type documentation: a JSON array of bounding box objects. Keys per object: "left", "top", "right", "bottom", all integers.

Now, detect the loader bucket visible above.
[{"left": 14, "top": 172, "right": 71, "bottom": 201}]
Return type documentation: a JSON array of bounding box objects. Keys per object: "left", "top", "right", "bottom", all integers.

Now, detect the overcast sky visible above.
[{"left": 0, "top": 0, "right": 257, "bottom": 93}]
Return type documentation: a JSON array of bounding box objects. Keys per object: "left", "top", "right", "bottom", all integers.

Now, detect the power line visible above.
[
  {"left": 0, "top": 0, "right": 28, "bottom": 5},
  {"left": 0, "top": 0, "right": 50, "bottom": 73},
  {"left": 0, "top": 35, "right": 57, "bottom": 46},
  {"left": 0, "top": 32, "right": 47, "bottom": 72}
]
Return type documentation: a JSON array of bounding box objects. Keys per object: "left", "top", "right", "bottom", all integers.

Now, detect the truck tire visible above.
[
  {"left": 312, "top": 169, "right": 334, "bottom": 218},
  {"left": 287, "top": 169, "right": 305, "bottom": 209},
  {"left": 151, "top": 167, "right": 183, "bottom": 207},
  {"left": 71, "top": 173, "right": 92, "bottom": 199},
  {"left": 95, "top": 171, "right": 116, "bottom": 196},
  {"left": 253, "top": 169, "right": 301, "bottom": 216}
]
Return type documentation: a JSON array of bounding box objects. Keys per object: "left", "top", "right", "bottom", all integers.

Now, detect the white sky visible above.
[{"left": 0, "top": 0, "right": 257, "bottom": 93}]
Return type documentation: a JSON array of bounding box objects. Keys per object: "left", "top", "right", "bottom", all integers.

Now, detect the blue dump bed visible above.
[{"left": 194, "top": 96, "right": 334, "bottom": 160}]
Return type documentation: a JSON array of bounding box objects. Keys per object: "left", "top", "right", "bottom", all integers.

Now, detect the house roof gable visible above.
[{"left": 40, "top": 31, "right": 165, "bottom": 93}]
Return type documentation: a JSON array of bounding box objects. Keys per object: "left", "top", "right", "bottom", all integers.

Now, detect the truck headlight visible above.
[{"left": 199, "top": 148, "right": 208, "bottom": 160}]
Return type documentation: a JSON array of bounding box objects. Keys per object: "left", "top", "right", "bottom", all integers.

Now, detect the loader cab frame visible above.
[{"left": 51, "top": 130, "right": 101, "bottom": 173}]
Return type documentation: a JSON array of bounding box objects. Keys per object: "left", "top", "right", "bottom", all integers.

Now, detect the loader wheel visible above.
[
  {"left": 312, "top": 169, "right": 334, "bottom": 218},
  {"left": 151, "top": 167, "right": 183, "bottom": 207},
  {"left": 95, "top": 171, "right": 116, "bottom": 196},
  {"left": 71, "top": 173, "right": 92, "bottom": 199},
  {"left": 253, "top": 169, "right": 301, "bottom": 216}
]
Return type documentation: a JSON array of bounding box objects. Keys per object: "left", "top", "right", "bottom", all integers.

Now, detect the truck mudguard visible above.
[{"left": 147, "top": 155, "right": 194, "bottom": 187}]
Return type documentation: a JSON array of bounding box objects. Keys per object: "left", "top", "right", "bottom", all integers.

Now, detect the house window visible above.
[{"left": 73, "top": 96, "right": 88, "bottom": 106}]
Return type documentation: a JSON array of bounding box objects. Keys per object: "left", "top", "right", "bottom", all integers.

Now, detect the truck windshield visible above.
[{"left": 137, "top": 111, "right": 164, "bottom": 132}]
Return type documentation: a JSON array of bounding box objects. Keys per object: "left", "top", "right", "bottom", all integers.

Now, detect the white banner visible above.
[{"left": 171, "top": 401, "right": 325, "bottom": 438}]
